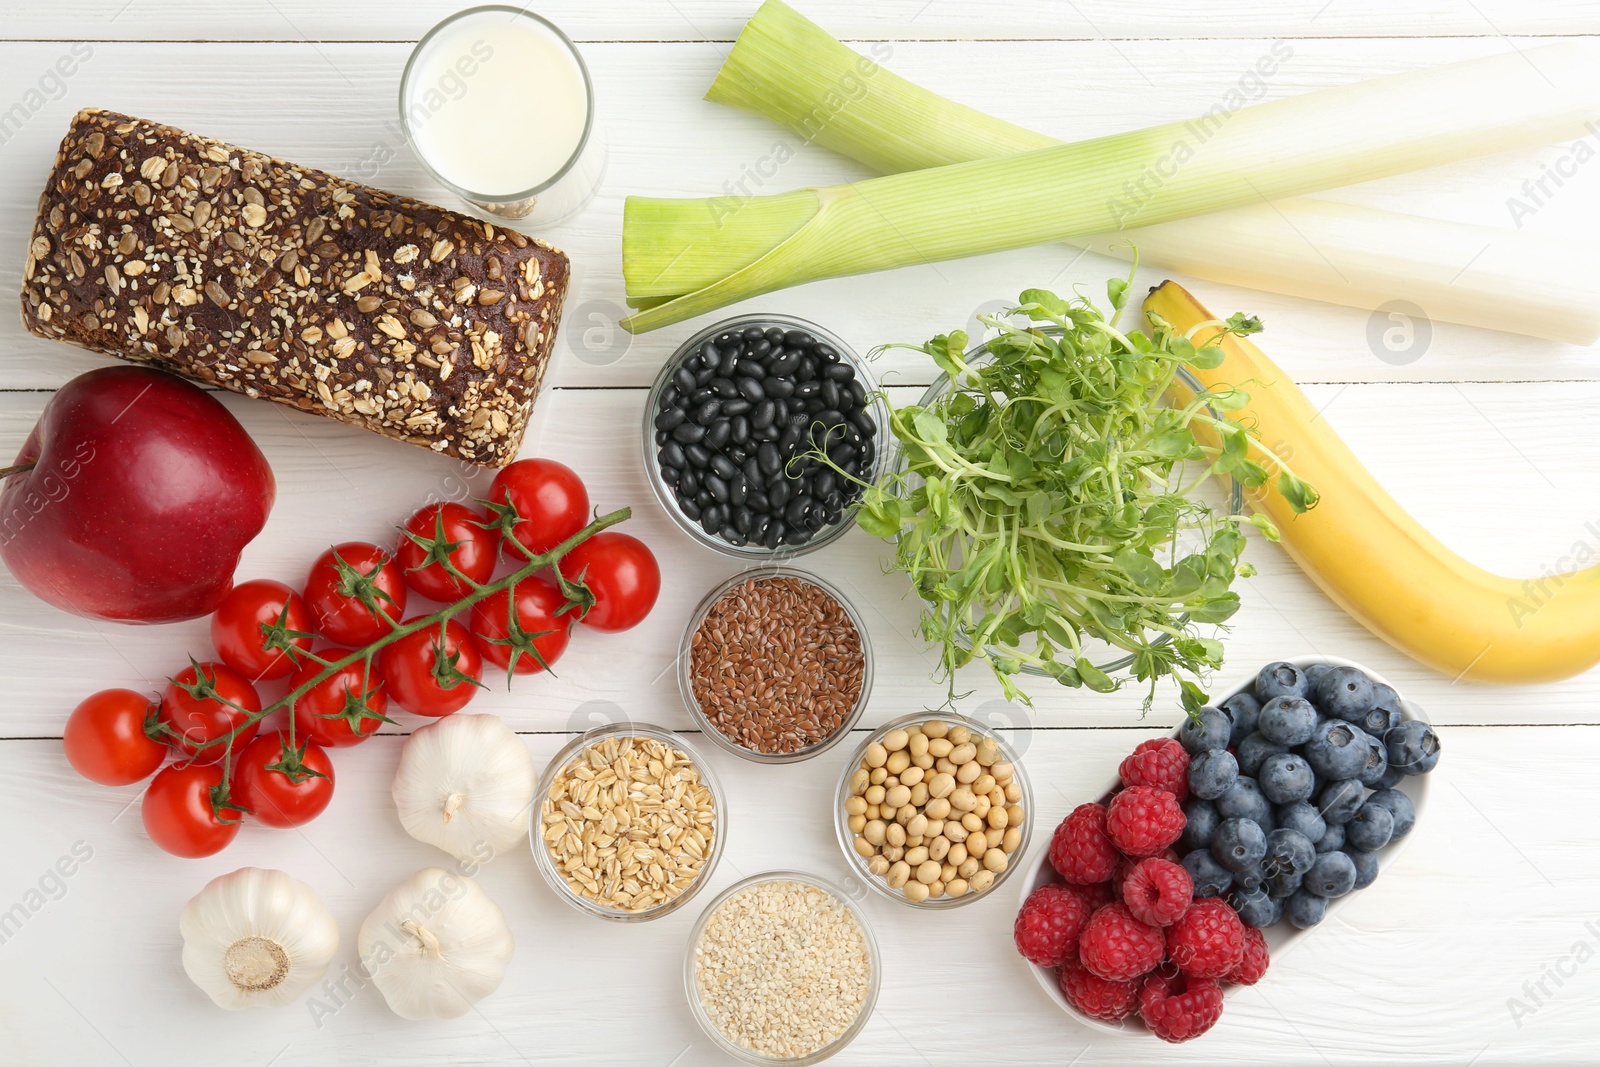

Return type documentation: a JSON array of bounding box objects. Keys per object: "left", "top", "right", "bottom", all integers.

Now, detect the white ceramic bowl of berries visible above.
[{"left": 1014, "top": 655, "right": 1440, "bottom": 1041}]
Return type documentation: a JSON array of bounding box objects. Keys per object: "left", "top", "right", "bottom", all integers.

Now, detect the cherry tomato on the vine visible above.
[
  {"left": 303, "top": 542, "right": 407, "bottom": 646},
  {"left": 469, "top": 575, "right": 572, "bottom": 675},
  {"left": 211, "top": 579, "right": 314, "bottom": 681},
  {"left": 142, "top": 761, "right": 242, "bottom": 858},
  {"left": 488, "top": 459, "right": 590, "bottom": 558},
  {"left": 558, "top": 532, "right": 660, "bottom": 633},
  {"left": 158, "top": 662, "right": 261, "bottom": 764},
  {"left": 233, "top": 731, "right": 335, "bottom": 828},
  {"left": 288, "top": 648, "right": 389, "bottom": 747},
  {"left": 63, "top": 688, "right": 167, "bottom": 786},
  {"left": 379, "top": 619, "right": 483, "bottom": 718},
  {"left": 396, "top": 502, "right": 497, "bottom": 602}
]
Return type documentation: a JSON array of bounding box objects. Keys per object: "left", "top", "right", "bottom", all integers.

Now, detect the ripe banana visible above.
[{"left": 1146, "top": 279, "right": 1597, "bottom": 684}]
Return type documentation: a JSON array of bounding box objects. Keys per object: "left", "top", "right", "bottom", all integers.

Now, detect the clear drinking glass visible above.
[{"left": 400, "top": 6, "right": 605, "bottom": 224}]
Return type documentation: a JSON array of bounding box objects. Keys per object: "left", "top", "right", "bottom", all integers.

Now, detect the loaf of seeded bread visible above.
[{"left": 20, "top": 108, "right": 570, "bottom": 466}]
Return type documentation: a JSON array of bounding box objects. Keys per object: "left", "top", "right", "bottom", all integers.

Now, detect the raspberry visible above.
[
  {"left": 1078, "top": 903, "right": 1165, "bottom": 982},
  {"left": 1106, "top": 786, "right": 1186, "bottom": 857},
  {"left": 1112, "top": 847, "right": 1179, "bottom": 897},
  {"left": 1227, "top": 926, "right": 1269, "bottom": 986},
  {"left": 1058, "top": 958, "right": 1140, "bottom": 1022},
  {"left": 1139, "top": 970, "right": 1225, "bottom": 1043},
  {"left": 1119, "top": 737, "right": 1190, "bottom": 799},
  {"left": 1078, "top": 879, "right": 1116, "bottom": 911},
  {"left": 1123, "top": 857, "right": 1194, "bottom": 927},
  {"left": 1014, "top": 884, "right": 1094, "bottom": 967},
  {"left": 1167, "top": 898, "right": 1245, "bottom": 979},
  {"left": 1049, "top": 803, "right": 1119, "bottom": 885}
]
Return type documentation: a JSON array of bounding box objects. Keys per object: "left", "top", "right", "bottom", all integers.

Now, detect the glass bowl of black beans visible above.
[{"left": 644, "top": 314, "right": 888, "bottom": 557}]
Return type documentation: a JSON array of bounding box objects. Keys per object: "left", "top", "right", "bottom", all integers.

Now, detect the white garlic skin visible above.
[
  {"left": 392, "top": 713, "right": 536, "bottom": 865},
  {"left": 179, "top": 867, "right": 340, "bottom": 1011},
  {"left": 358, "top": 867, "right": 514, "bottom": 1020}
]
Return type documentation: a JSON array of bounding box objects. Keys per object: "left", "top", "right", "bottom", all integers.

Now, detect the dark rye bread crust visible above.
[{"left": 20, "top": 108, "right": 569, "bottom": 466}]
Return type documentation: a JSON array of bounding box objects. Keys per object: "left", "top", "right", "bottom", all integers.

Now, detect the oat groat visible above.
[{"left": 21, "top": 108, "right": 569, "bottom": 466}]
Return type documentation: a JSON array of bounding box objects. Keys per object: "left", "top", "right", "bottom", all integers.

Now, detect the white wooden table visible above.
[{"left": 2, "top": 2, "right": 1598, "bottom": 1064}]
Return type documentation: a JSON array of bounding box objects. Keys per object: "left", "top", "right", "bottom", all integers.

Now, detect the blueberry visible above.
[
  {"left": 1364, "top": 682, "right": 1403, "bottom": 732},
  {"left": 1302, "top": 719, "right": 1370, "bottom": 781},
  {"left": 1314, "top": 822, "right": 1345, "bottom": 853},
  {"left": 1385, "top": 719, "right": 1441, "bottom": 775},
  {"left": 1217, "top": 776, "right": 1273, "bottom": 825},
  {"left": 1255, "top": 661, "right": 1310, "bottom": 702},
  {"left": 1345, "top": 803, "right": 1394, "bottom": 851},
  {"left": 1235, "top": 862, "right": 1266, "bottom": 891},
  {"left": 1363, "top": 788, "right": 1417, "bottom": 840},
  {"left": 1303, "top": 662, "right": 1334, "bottom": 691},
  {"left": 1304, "top": 851, "right": 1358, "bottom": 898},
  {"left": 1212, "top": 817, "right": 1268, "bottom": 874},
  {"left": 1183, "top": 849, "right": 1234, "bottom": 898},
  {"left": 1315, "top": 665, "right": 1376, "bottom": 722},
  {"left": 1259, "top": 697, "right": 1318, "bottom": 746},
  {"left": 1237, "top": 732, "right": 1288, "bottom": 777},
  {"left": 1262, "top": 828, "right": 1317, "bottom": 878},
  {"left": 1187, "top": 748, "right": 1239, "bottom": 800},
  {"left": 1277, "top": 801, "right": 1327, "bottom": 843},
  {"left": 1181, "top": 798, "right": 1221, "bottom": 852},
  {"left": 1317, "top": 778, "right": 1367, "bottom": 826},
  {"left": 1179, "top": 706, "right": 1232, "bottom": 753},
  {"left": 1266, "top": 868, "right": 1305, "bottom": 899},
  {"left": 1346, "top": 848, "right": 1380, "bottom": 890},
  {"left": 1231, "top": 886, "right": 1283, "bottom": 929},
  {"left": 1259, "top": 753, "right": 1316, "bottom": 805},
  {"left": 1284, "top": 888, "right": 1329, "bottom": 929},
  {"left": 1377, "top": 763, "right": 1407, "bottom": 790},
  {"left": 1356, "top": 733, "right": 1391, "bottom": 788},
  {"left": 1219, "top": 692, "right": 1261, "bottom": 745}
]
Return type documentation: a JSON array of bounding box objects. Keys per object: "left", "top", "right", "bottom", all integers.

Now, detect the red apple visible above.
[{"left": 0, "top": 366, "right": 274, "bottom": 623}]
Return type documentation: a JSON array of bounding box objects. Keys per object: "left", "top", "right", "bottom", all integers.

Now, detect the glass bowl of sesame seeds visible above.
[
  {"left": 530, "top": 722, "right": 726, "bottom": 922},
  {"left": 679, "top": 567, "right": 874, "bottom": 765},
  {"left": 685, "top": 871, "right": 881, "bottom": 1065}
]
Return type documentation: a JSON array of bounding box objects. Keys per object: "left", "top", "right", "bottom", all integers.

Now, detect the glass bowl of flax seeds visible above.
[{"left": 679, "top": 568, "right": 873, "bottom": 764}]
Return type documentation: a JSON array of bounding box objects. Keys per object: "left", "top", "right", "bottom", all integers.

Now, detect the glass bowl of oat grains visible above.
[{"left": 686, "top": 871, "right": 880, "bottom": 1064}]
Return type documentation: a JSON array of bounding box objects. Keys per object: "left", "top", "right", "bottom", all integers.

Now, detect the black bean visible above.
[
  {"left": 695, "top": 489, "right": 714, "bottom": 508},
  {"left": 847, "top": 380, "right": 867, "bottom": 407},
  {"left": 765, "top": 327, "right": 787, "bottom": 347},
  {"left": 690, "top": 387, "right": 714, "bottom": 405},
  {"left": 709, "top": 454, "right": 737, "bottom": 481},
  {"left": 764, "top": 521, "right": 784, "bottom": 550},
  {"left": 730, "top": 416, "right": 750, "bottom": 445},
  {"left": 814, "top": 470, "right": 837, "bottom": 499},
  {"left": 706, "top": 474, "right": 729, "bottom": 503},
  {"left": 805, "top": 509, "right": 827, "bottom": 531},
  {"left": 693, "top": 399, "right": 721, "bottom": 425},
  {"left": 672, "top": 422, "right": 705, "bottom": 444},
  {"left": 699, "top": 511, "right": 720, "bottom": 536},
  {"left": 757, "top": 424, "right": 781, "bottom": 442},
  {"left": 785, "top": 526, "right": 813, "bottom": 546},
  {"left": 747, "top": 338, "right": 772, "bottom": 359},
  {"left": 794, "top": 380, "right": 821, "bottom": 399},
  {"left": 769, "top": 480, "right": 791, "bottom": 509},
  {"left": 734, "top": 508, "right": 753, "bottom": 534},
  {"left": 757, "top": 443, "right": 782, "bottom": 476},
  {"left": 655, "top": 430, "right": 668, "bottom": 446},
  {"left": 751, "top": 400, "right": 777, "bottom": 430},
  {"left": 773, "top": 398, "right": 791, "bottom": 424},
  {"left": 654, "top": 407, "right": 686, "bottom": 431},
  {"left": 660, "top": 441, "right": 687, "bottom": 470},
  {"left": 662, "top": 384, "right": 680, "bottom": 406},
  {"left": 822, "top": 362, "right": 855, "bottom": 382},
  {"left": 720, "top": 399, "right": 751, "bottom": 416},
  {"left": 680, "top": 466, "right": 699, "bottom": 491},
  {"left": 742, "top": 455, "right": 762, "bottom": 482},
  {"left": 717, "top": 345, "right": 740, "bottom": 378},
  {"left": 704, "top": 503, "right": 727, "bottom": 528},
  {"left": 830, "top": 443, "right": 857, "bottom": 467},
  {"left": 694, "top": 365, "right": 716, "bottom": 386},
  {"left": 734, "top": 377, "right": 763, "bottom": 403},
  {"left": 705, "top": 422, "right": 731, "bottom": 449},
  {"left": 729, "top": 474, "right": 749, "bottom": 508},
  {"left": 728, "top": 446, "right": 748, "bottom": 465},
  {"left": 768, "top": 352, "right": 801, "bottom": 377},
  {"left": 763, "top": 377, "right": 795, "bottom": 399},
  {"left": 742, "top": 325, "right": 765, "bottom": 342},
  {"left": 679, "top": 498, "right": 702, "bottom": 521},
  {"left": 784, "top": 329, "right": 814, "bottom": 348},
  {"left": 750, "top": 514, "right": 771, "bottom": 541},
  {"left": 815, "top": 343, "right": 839, "bottom": 363},
  {"left": 795, "top": 360, "right": 816, "bottom": 382},
  {"left": 817, "top": 408, "right": 845, "bottom": 428},
  {"left": 850, "top": 409, "right": 877, "bottom": 437},
  {"left": 685, "top": 443, "right": 711, "bottom": 469},
  {"left": 710, "top": 377, "right": 739, "bottom": 399},
  {"left": 660, "top": 464, "right": 682, "bottom": 488},
  {"left": 716, "top": 332, "right": 737, "bottom": 347},
  {"left": 820, "top": 380, "right": 841, "bottom": 409},
  {"left": 859, "top": 441, "right": 876, "bottom": 468},
  {"left": 785, "top": 495, "right": 813, "bottom": 525},
  {"left": 721, "top": 526, "right": 746, "bottom": 546},
  {"left": 778, "top": 423, "right": 804, "bottom": 453},
  {"left": 673, "top": 365, "right": 697, "bottom": 392},
  {"left": 735, "top": 359, "right": 766, "bottom": 379},
  {"left": 698, "top": 339, "right": 720, "bottom": 363}
]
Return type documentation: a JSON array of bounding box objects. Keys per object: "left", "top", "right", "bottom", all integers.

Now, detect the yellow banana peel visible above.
[{"left": 1147, "top": 279, "right": 1598, "bottom": 684}]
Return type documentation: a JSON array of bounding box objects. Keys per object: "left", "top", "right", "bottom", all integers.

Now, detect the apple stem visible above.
[{"left": 0, "top": 462, "right": 36, "bottom": 479}]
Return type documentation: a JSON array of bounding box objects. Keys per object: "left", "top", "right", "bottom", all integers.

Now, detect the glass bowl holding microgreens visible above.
[{"left": 847, "top": 273, "right": 1318, "bottom": 716}]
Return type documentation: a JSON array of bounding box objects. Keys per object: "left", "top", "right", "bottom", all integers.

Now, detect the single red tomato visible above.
[
  {"left": 488, "top": 459, "right": 589, "bottom": 558},
  {"left": 210, "top": 579, "right": 314, "bottom": 681},
  {"left": 379, "top": 619, "right": 483, "bottom": 717},
  {"left": 142, "top": 761, "right": 242, "bottom": 857},
  {"left": 288, "top": 648, "right": 389, "bottom": 747},
  {"left": 157, "top": 662, "right": 261, "bottom": 764},
  {"left": 304, "top": 542, "right": 407, "bottom": 645},
  {"left": 558, "top": 533, "right": 660, "bottom": 632},
  {"left": 233, "top": 731, "right": 336, "bottom": 829},
  {"left": 469, "top": 575, "right": 573, "bottom": 675},
  {"left": 396, "top": 502, "right": 497, "bottom": 602},
  {"left": 63, "top": 688, "right": 167, "bottom": 786}
]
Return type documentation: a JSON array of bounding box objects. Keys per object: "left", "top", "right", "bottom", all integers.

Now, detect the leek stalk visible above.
[
  {"left": 703, "top": 1, "right": 1600, "bottom": 344},
  {"left": 622, "top": 3, "right": 1600, "bottom": 336}
]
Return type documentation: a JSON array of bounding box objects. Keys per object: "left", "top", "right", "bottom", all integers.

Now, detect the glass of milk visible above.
[{"left": 400, "top": 6, "right": 603, "bottom": 225}]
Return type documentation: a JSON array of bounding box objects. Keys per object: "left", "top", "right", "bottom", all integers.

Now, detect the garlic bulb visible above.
[
  {"left": 358, "top": 867, "right": 514, "bottom": 1020},
  {"left": 393, "top": 713, "right": 536, "bottom": 865},
  {"left": 179, "top": 867, "right": 340, "bottom": 1011}
]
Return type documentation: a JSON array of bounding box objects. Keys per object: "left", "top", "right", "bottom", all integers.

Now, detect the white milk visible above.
[{"left": 402, "top": 8, "right": 599, "bottom": 221}]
